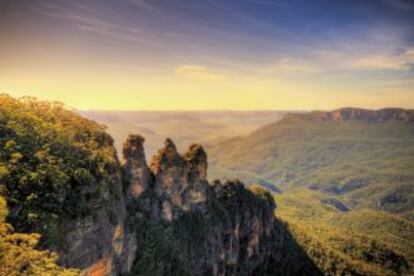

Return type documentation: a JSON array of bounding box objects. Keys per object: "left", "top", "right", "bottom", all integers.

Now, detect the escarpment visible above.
[{"left": 122, "top": 135, "right": 321, "bottom": 275}]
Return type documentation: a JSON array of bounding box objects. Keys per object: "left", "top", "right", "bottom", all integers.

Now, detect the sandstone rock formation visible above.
[
  {"left": 122, "top": 135, "right": 321, "bottom": 275},
  {"left": 38, "top": 134, "right": 319, "bottom": 275}
]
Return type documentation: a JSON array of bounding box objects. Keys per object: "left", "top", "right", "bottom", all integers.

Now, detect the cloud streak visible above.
[
  {"left": 126, "top": 0, "right": 162, "bottom": 12},
  {"left": 36, "top": 1, "right": 160, "bottom": 45},
  {"left": 175, "top": 65, "right": 226, "bottom": 82},
  {"left": 315, "top": 47, "right": 414, "bottom": 72}
]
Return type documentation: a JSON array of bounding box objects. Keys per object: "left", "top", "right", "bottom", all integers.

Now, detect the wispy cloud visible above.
[
  {"left": 36, "top": 2, "right": 159, "bottom": 45},
  {"left": 316, "top": 47, "right": 414, "bottom": 71},
  {"left": 346, "top": 53, "right": 413, "bottom": 71},
  {"left": 209, "top": 56, "right": 321, "bottom": 76},
  {"left": 268, "top": 58, "right": 321, "bottom": 73},
  {"left": 175, "top": 65, "right": 226, "bottom": 81},
  {"left": 75, "top": 18, "right": 157, "bottom": 45},
  {"left": 207, "top": 24, "right": 414, "bottom": 78},
  {"left": 126, "top": 0, "right": 161, "bottom": 12}
]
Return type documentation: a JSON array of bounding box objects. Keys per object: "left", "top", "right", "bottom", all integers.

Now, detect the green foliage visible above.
[
  {"left": 103, "top": 107, "right": 414, "bottom": 275},
  {"left": 0, "top": 94, "right": 119, "bottom": 248},
  {"left": 128, "top": 216, "right": 191, "bottom": 276},
  {"left": 221, "top": 180, "right": 275, "bottom": 213},
  {"left": 0, "top": 196, "right": 79, "bottom": 276},
  {"left": 173, "top": 211, "right": 209, "bottom": 246},
  {"left": 127, "top": 205, "right": 226, "bottom": 275},
  {"left": 209, "top": 113, "right": 414, "bottom": 274},
  {"left": 275, "top": 191, "right": 413, "bottom": 275},
  {"left": 248, "top": 183, "right": 273, "bottom": 202}
]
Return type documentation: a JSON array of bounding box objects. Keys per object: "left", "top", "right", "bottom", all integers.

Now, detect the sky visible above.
[{"left": 0, "top": 0, "right": 414, "bottom": 110}]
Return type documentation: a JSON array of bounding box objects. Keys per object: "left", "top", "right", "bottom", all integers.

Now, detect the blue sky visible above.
[{"left": 0, "top": 0, "right": 413, "bottom": 110}]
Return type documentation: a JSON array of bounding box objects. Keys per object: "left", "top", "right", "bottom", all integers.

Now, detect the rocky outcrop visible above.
[
  {"left": 57, "top": 147, "right": 137, "bottom": 276},
  {"left": 123, "top": 135, "right": 153, "bottom": 199},
  {"left": 123, "top": 137, "right": 210, "bottom": 221},
  {"left": 285, "top": 107, "right": 414, "bottom": 123},
  {"left": 123, "top": 135, "right": 320, "bottom": 275},
  {"left": 31, "top": 133, "right": 318, "bottom": 276}
]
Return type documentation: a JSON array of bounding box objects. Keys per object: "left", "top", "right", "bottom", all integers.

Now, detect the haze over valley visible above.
[{"left": 81, "top": 111, "right": 287, "bottom": 158}]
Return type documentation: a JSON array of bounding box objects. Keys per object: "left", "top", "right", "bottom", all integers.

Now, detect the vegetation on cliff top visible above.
[{"left": 0, "top": 94, "right": 119, "bottom": 248}]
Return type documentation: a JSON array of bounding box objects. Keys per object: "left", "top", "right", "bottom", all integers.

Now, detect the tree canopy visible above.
[{"left": 0, "top": 94, "right": 118, "bottom": 248}]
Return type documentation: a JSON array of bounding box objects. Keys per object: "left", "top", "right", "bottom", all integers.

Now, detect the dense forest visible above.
[{"left": 274, "top": 190, "right": 412, "bottom": 275}]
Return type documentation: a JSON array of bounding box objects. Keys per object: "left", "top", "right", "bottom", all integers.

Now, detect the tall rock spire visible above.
[{"left": 122, "top": 135, "right": 153, "bottom": 198}]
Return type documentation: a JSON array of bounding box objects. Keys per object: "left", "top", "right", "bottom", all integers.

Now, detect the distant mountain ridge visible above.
[
  {"left": 284, "top": 107, "right": 414, "bottom": 123},
  {"left": 208, "top": 107, "right": 414, "bottom": 220}
]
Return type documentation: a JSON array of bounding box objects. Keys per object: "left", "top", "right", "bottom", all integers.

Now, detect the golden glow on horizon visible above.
[{"left": 2, "top": 65, "right": 413, "bottom": 110}]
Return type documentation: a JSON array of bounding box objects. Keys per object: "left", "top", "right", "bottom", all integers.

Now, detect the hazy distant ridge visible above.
[{"left": 284, "top": 107, "right": 414, "bottom": 123}]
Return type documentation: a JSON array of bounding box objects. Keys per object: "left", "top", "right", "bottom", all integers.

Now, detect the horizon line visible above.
[{"left": 75, "top": 106, "right": 414, "bottom": 113}]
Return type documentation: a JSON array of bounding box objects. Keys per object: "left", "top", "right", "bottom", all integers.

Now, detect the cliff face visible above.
[
  {"left": 122, "top": 135, "right": 320, "bottom": 275},
  {"left": 56, "top": 146, "right": 137, "bottom": 276}
]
